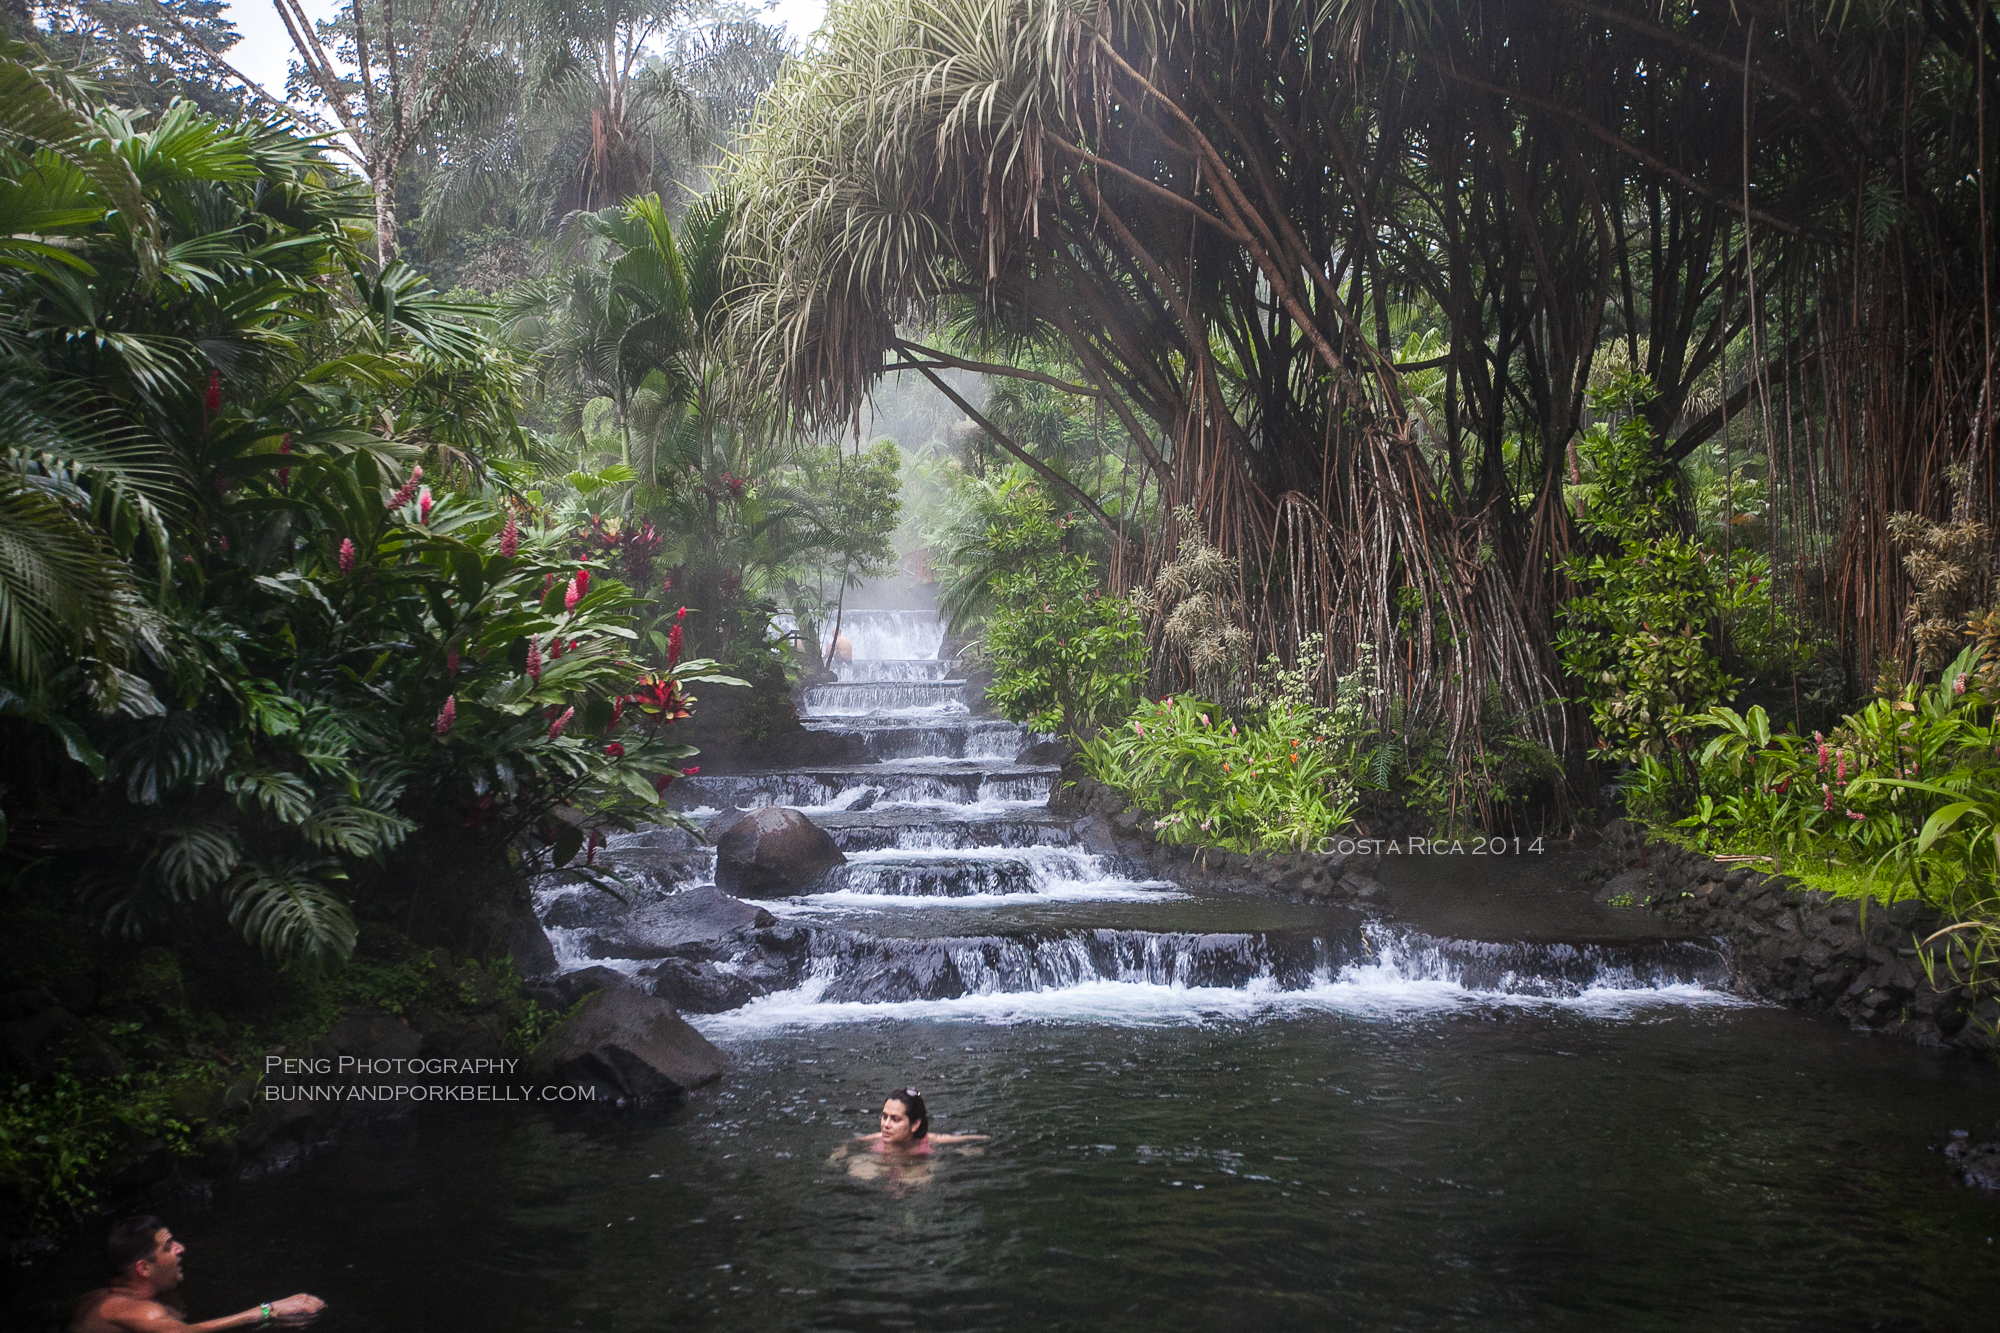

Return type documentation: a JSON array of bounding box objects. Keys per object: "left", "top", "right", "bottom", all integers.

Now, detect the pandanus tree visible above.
[{"left": 728, "top": 0, "right": 1999, "bottom": 800}]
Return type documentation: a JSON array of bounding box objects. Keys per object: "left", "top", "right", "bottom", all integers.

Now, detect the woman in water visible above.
[{"left": 828, "top": 1088, "right": 988, "bottom": 1187}]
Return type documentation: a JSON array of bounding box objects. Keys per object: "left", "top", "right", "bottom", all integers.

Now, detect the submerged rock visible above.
[
  {"left": 1945, "top": 1135, "right": 2000, "bottom": 1190},
  {"left": 714, "top": 806, "right": 846, "bottom": 897},
  {"left": 525, "top": 987, "right": 726, "bottom": 1105}
]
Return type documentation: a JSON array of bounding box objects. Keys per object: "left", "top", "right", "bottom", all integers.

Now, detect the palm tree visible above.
[{"left": 413, "top": 3, "right": 790, "bottom": 250}]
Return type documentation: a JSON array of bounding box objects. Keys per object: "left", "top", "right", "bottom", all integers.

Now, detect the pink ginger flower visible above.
[
  {"left": 565, "top": 573, "right": 583, "bottom": 612},
  {"left": 1955, "top": 674, "right": 1968, "bottom": 695},
  {"left": 548, "top": 706, "right": 575, "bottom": 740},
  {"left": 1836, "top": 751, "right": 1846, "bottom": 784},
  {"left": 204, "top": 368, "right": 222, "bottom": 415},
  {"left": 387, "top": 465, "right": 422, "bottom": 511},
  {"left": 446, "top": 648, "right": 459, "bottom": 677},
  {"left": 667, "top": 622, "right": 683, "bottom": 669},
  {"left": 526, "top": 638, "right": 542, "bottom": 682},
  {"left": 435, "top": 695, "right": 456, "bottom": 735},
  {"left": 1134, "top": 720, "right": 1145, "bottom": 736},
  {"left": 1847, "top": 810, "right": 1866, "bottom": 821},
  {"left": 338, "top": 538, "right": 356, "bottom": 574},
  {"left": 418, "top": 487, "right": 433, "bottom": 523},
  {"left": 277, "top": 434, "right": 291, "bottom": 490},
  {"left": 1817, "top": 742, "right": 1829, "bottom": 770},
  {"left": 1823, "top": 784, "right": 1835, "bottom": 811},
  {"left": 500, "top": 513, "right": 518, "bottom": 558},
  {"left": 549, "top": 636, "right": 565, "bottom": 661}
]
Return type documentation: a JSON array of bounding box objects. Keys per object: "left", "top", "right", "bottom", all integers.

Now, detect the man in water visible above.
[{"left": 71, "top": 1216, "right": 325, "bottom": 1331}]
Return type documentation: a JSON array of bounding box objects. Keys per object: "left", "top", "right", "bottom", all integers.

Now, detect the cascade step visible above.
[
  {"left": 801, "top": 679, "right": 970, "bottom": 716},
  {"left": 799, "top": 717, "right": 1033, "bottom": 761},
  {"left": 813, "top": 807, "right": 1077, "bottom": 852},
  {"left": 813, "top": 846, "right": 1140, "bottom": 898},
  {"left": 831, "top": 659, "right": 956, "bottom": 682},
  {"left": 671, "top": 761, "right": 1058, "bottom": 812}
]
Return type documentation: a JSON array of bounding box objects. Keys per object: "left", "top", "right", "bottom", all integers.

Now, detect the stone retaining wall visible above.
[{"left": 1590, "top": 819, "right": 1997, "bottom": 1054}]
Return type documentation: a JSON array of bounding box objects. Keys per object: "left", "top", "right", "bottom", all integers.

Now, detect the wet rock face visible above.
[
  {"left": 714, "top": 806, "right": 846, "bottom": 897},
  {"left": 1587, "top": 819, "right": 1990, "bottom": 1052},
  {"left": 524, "top": 987, "right": 727, "bottom": 1105},
  {"left": 570, "top": 884, "right": 777, "bottom": 961}
]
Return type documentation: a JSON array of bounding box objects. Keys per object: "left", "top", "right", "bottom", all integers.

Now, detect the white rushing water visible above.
[
  {"left": 539, "top": 603, "right": 1748, "bottom": 1035},
  {"left": 687, "top": 972, "right": 1751, "bottom": 1036}
]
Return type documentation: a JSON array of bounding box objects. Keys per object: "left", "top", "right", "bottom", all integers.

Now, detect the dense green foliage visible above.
[
  {"left": 1557, "top": 374, "right": 1797, "bottom": 762},
  {"left": 957, "top": 486, "right": 1141, "bottom": 735},
  {"left": 1083, "top": 696, "right": 1359, "bottom": 853},
  {"left": 0, "top": 59, "right": 742, "bottom": 963}
]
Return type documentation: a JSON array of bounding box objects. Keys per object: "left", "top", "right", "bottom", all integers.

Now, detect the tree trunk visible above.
[{"left": 373, "top": 165, "right": 398, "bottom": 265}]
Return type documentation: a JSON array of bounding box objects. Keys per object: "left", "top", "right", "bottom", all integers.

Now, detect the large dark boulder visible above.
[
  {"left": 525, "top": 987, "right": 726, "bottom": 1105},
  {"left": 509, "top": 907, "right": 560, "bottom": 980},
  {"left": 571, "top": 884, "right": 777, "bottom": 960},
  {"left": 714, "top": 807, "right": 845, "bottom": 897},
  {"left": 639, "top": 923, "right": 811, "bottom": 1013}
]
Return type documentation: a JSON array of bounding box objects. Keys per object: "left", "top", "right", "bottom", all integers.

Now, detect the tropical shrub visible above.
[
  {"left": 1081, "top": 695, "right": 1357, "bottom": 852},
  {"left": 1668, "top": 644, "right": 2000, "bottom": 907},
  {"left": 984, "top": 555, "right": 1144, "bottom": 737},
  {"left": 1557, "top": 371, "right": 1796, "bottom": 763},
  {"left": 0, "top": 66, "right": 737, "bottom": 961}
]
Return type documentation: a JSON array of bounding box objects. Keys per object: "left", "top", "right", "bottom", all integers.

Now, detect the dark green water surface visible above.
[{"left": 12, "top": 1003, "right": 2000, "bottom": 1331}]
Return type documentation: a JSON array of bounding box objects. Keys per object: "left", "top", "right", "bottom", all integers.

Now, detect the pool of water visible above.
[
  {"left": 12, "top": 1004, "right": 1999, "bottom": 1332},
  {"left": 16, "top": 611, "right": 1997, "bottom": 1330}
]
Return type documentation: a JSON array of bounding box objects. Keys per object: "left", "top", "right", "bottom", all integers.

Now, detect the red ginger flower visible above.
[
  {"left": 446, "top": 648, "right": 459, "bottom": 677},
  {"left": 500, "top": 513, "right": 518, "bottom": 558},
  {"left": 204, "top": 368, "right": 221, "bottom": 415},
  {"left": 436, "top": 695, "right": 456, "bottom": 735},
  {"left": 667, "top": 622, "right": 683, "bottom": 669},
  {"left": 419, "top": 488, "right": 433, "bottom": 523},
  {"left": 548, "top": 706, "right": 574, "bottom": 740},
  {"left": 526, "top": 637, "right": 542, "bottom": 682},
  {"left": 549, "top": 636, "right": 564, "bottom": 661},
  {"left": 278, "top": 434, "right": 291, "bottom": 489},
  {"left": 338, "top": 538, "right": 356, "bottom": 574},
  {"left": 604, "top": 742, "right": 625, "bottom": 758}
]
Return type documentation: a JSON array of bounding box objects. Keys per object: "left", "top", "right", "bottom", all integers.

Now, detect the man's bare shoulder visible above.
[{"left": 71, "top": 1289, "right": 170, "bottom": 1332}]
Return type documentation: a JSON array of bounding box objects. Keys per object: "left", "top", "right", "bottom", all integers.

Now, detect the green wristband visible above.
[{"left": 261, "top": 1304, "right": 273, "bottom": 1324}]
